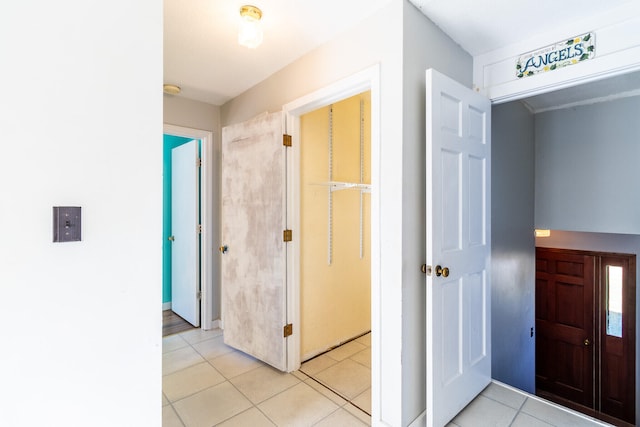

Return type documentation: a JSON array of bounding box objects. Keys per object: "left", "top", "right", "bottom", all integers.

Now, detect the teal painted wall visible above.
[{"left": 163, "top": 134, "right": 195, "bottom": 304}]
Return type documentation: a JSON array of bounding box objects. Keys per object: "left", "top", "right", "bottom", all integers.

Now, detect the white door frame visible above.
[
  {"left": 282, "top": 63, "right": 381, "bottom": 406},
  {"left": 163, "top": 124, "right": 216, "bottom": 330}
]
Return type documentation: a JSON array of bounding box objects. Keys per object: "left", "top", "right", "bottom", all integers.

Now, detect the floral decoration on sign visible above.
[{"left": 516, "top": 32, "right": 595, "bottom": 78}]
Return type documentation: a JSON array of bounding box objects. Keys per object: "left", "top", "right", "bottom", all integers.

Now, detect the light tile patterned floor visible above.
[
  {"left": 162, "top": 328, "right": 370, "bottom": 427},
  {"left": 163, "top": 328, "right": 612, "bottom": 427},
  {"left": 448, "top": 382, "right": 612, "bottom": 427}
]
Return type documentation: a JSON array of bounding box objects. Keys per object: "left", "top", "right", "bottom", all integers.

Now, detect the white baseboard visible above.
[
  {"left": 408, "top": 411, "right": 426, "bottom": 427},
  {"left": 162, "top": 302, "right": 171, "bottom": 311},
  {"left": 203, "top": 319, "right": 221, "bottom": 331}
]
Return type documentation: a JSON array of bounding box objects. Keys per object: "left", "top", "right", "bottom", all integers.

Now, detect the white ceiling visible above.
[
  {"left": 164, "top": 0, "right": 394, "bottom": 105},
  {"left": 164, "top": 0, "right": 639, "bottom": 107},
  {"left": 407, "top": 0, "right": 636, "bottom": 56},
  {"left": 522, "top": 70, "right": 640, "bottom": 113}
]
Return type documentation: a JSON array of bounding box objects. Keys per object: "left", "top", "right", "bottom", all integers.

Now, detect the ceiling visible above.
[
  {"left": 521, "top": 70, "right": 640, "bottom": 113},
  {"left": 164, "top": 0, "right": 394, "bottom": 105},
  {"left": 164, "top": 0, "right": 639, "bottom": 107}
]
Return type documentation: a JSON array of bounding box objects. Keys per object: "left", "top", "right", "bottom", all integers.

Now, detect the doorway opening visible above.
[
  {"left": 492, "top": 68, "right": 640, "bottom": 426},
  {"left": 162, "top": 124, "right": 216, "bottom": 332},
  {"left": 163, "top": 134, "right": 200, "bottom": 329},
  {"left": 298, "top": 91, "right": 371, "bottom": 361},
  {"left": 282, "top": 67, "right": 381, "bottom": 406},
  {"left": 296, "top": 91, "right": 372, "bottom": 412}
]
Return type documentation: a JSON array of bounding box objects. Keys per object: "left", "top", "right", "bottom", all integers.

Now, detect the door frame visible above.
[
  {"left": 283, "top": 63, "right": 381, "bottom": 397},
  {"left": 163, "top": 124, "right": 217, "bottom": 330},
  {"left": 494, "top": 69, "right": 640, "bottom": 426}
]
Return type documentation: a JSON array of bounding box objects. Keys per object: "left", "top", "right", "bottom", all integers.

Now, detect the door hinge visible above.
[
  {"left": 283, "top": 323, "right": 293, "bottom": 337},
  {"left": 283, "top": 229, "right": 292, "bottom": 242},
  {"left": 197, "top": 291, "right": 202, "bottom": 300},
  {"left": 283, "top": 134, "right": 292, "bottom": 147},
  {"left": 197, "top": 224, "right": 202, "bottom": 234},
  {"left": 196, "top": 157, "right": 202, "bottom": 167}
]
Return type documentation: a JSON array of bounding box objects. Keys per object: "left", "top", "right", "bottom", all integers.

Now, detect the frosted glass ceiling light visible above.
[{"left": 238, "top": 5, "right": 263, "bottom": 49}]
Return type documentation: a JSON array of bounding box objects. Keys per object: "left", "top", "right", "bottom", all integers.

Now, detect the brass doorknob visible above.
[
  {"left": 168, "top": 236, "right": 175, "bottom": 242},
  {"left": 435, "top": 265, "right": 450, "bottom": 277},
  {"left": 219, "top": 245, "right": 228, "bottom": 254},
  {"left": 584, "top": 339, "right": 591, "bottom": 346}
]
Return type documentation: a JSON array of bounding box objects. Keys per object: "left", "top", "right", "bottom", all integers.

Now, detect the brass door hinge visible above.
[
  {"left": 283, "top": 134, "right": 292, "bottom": 147},
  {"left": 197, "top": 224, "right": 202, "bottom": 234},
  {"left": 283, "top": 323, "right": 293, "bottom": 337},
  {"left": 196, "top": 157, "right": 201, "bottom": 167},
  {"left": 283, "top": 229, "right": 292, "bottom": 242}
]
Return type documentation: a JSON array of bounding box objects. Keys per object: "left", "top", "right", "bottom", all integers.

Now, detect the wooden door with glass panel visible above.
[{"left": 535, "top": 247, "right": 635, "bottom": 424}]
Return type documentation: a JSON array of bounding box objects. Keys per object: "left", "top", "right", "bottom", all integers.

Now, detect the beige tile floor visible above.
[
  {"left": 163, "top": 328, "right": 371, "bottom": 427},
  {"left": 163, "top": 328, "right": 612, "bottom": 427},
  {"left": 448, "top": 382, "right": 612, "bottom": 427}
]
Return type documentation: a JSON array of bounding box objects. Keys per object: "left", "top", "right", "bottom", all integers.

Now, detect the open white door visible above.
[
  {"left": 426, "top": 69, "right": 491, "bottom": 427},
  {"left": 221, "top": 112, "right": 288, "bottom": 371},
  {"left": 171, "top": 139, "right": 200, "bottom": 327}
]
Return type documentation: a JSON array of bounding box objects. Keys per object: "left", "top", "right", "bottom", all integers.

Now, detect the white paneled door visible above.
[
  {"left": 220, "top": 112, "right": 288, "bottom": 371},
  {"left": 171, "top": 139, "right": 200, "bottom": 327},
  {"left": 425, "top": 69, "right": 492, "bottom": 427}
]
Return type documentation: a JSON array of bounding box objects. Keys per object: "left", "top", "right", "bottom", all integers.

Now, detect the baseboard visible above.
[
  {"left": 162, "top": 302, "right": 171, "bottom": 311},
  {"left": 408, "top": 410, "right": 426, "bottom": 427},
  {"left": 204, "top": 319, "right": 221, "bottom": 330}
]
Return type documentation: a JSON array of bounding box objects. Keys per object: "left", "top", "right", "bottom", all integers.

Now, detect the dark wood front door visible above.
[
  {"left": 536, "top": 249, "right": 595, "bottom": 407},
  {"left": 535, "top": 247, "right": 636, "bottom": 425}
]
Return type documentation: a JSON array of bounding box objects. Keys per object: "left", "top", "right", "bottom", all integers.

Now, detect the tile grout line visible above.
[
  {"left": 299, "top": 367, "right": 371, "bottom": 417},
  {"left": 506, "top": 396, "right": 529, "bottom": 427}
]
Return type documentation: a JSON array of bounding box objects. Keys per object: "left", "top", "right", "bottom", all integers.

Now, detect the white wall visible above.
[
  {"left": 164, "top": 95, "right": 222, "bottom": 321},
  {"left": 0, "top": 1, "right": 162, "bottom": 426},
  {"left": 535, "top": 95, "right": 640, "bottom": 234}
]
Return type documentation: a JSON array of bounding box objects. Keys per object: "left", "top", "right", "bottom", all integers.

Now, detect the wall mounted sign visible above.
[{"left": 516, "top": 32, "right": 595, "bottom": 78}]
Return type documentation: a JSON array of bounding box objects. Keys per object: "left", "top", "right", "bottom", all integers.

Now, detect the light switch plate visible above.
[{"left": 53, "top": 206, "right": 81, "bottom": 242}]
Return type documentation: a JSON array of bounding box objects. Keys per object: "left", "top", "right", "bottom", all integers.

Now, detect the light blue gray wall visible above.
[
  {"left": 535, "top": 96, "right": 640, "bottom": 234},
  {"left": 491, "top": 102, "right": 536, "bottom": 393},
  {"left": 402, "top": 2, "right": 473, "bottom": 423},
  {"left": 537, "top": 231, "right": 640, "bottom": 425}
]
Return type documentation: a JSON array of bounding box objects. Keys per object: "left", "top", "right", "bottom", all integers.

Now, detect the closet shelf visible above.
[{"left": 312, "top": 181, "right": 371, "bottom": 193}]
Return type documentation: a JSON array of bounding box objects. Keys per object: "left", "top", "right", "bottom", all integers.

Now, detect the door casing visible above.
[
  {"left": 163, "top": 124, "right": 216, "bottom": 330},
  {"left": 283, "top": 64, "right": 382, "bottom": 408}
]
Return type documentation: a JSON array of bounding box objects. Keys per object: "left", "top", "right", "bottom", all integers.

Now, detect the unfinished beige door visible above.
[{"left": 220, "top": 112, "right": 288, "bottom": 371}]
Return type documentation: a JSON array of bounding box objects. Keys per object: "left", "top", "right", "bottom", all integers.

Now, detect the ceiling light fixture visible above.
[
  {"left": 163, "top": 84, "right": 181, "bottom": 95},
  {"left": 238, "top": 5, "right": 263, "bottom": 49}
]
